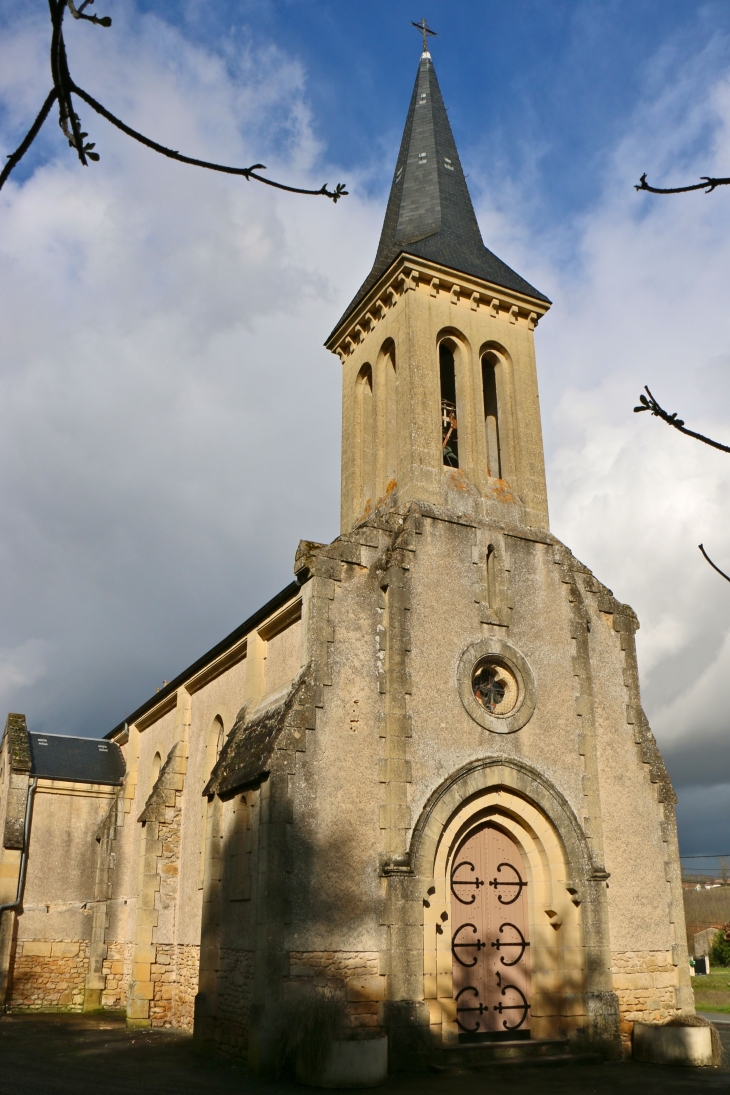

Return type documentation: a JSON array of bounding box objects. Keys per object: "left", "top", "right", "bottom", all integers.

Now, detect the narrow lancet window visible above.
[
  {"left": 150, "top": 751, "right": 162, "bottom": 793},
  {"left": 355, "top": 364, "right": 374, "bottom": 509},
  {"left": 486, "top": 543, "right": 497, "bottom": 608},
  {"left": 440, "top": 344, "right": 458, "bottom": 467},
  {"left": 384, "top": 346, "right": 397, "bottom": 488},
  {"left": 482, "top": 353, "right": 501, "bottom": 478}
]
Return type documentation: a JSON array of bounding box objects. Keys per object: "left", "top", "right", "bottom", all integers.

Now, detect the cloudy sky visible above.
[{"left": 1, "top": 0, "right": 730, "bottom": 860}]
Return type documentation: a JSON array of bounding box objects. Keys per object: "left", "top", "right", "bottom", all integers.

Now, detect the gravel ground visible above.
[{"left": 0, "top": 1013, "right": 728, "bottom": 1095}]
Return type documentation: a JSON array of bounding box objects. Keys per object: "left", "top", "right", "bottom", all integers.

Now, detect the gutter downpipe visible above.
[{"left": 0, "top": 776, "right": 38, "bottom": 1007}]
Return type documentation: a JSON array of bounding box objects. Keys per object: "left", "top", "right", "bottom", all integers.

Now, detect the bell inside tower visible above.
[{"left": 440, "top": 342, "right": 459, "bottom": 468}]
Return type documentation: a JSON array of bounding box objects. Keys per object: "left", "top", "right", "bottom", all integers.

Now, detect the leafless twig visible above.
[
  {"left": 634, "top": 386, "right": 730, "bottom": 454},
  {"left": 1, "top": 1, "right": 347, "bottom": 203},
  {"left": 699, "top": 544, "right": 730, "bottom": 584},
  {"left": 70, "top": 84, "right": 346, "bottom": 199},
  {"left": 635, "top": 172, "right": 730, "bottom": 195},
  {"left": 635, "top": 389, "right": 729, "bottom": 585},
  {"left": 0, "top": 89, "right": 59, "bottom": 190}
]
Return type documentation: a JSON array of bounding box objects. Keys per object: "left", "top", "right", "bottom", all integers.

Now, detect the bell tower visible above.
[{"left": 326, "top": 49, "right": 552, "bottom": 533}]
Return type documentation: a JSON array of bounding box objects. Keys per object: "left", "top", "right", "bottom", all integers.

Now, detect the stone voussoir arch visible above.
[
  {"left": 407, "top": 754, "right": 619, "bottom": 1044},
  {"left": 410, "top": 755, "right": 593, "bottom": 881}
]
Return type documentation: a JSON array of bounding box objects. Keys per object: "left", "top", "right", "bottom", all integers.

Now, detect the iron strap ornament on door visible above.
[
  {"left": 454, "top": 978, "right": 531, "bottom": 1032},
  {"left": 489, "top": 862, "right": 527, "bottom": 904},
  {"left": 451, "top": 923, "right": 486, "bottom": 967},
  {"left": 450, "top": 858, "right": 484, "bottom": 903},
  {"left": 491, "top": 922, "right": 530, "bottom": 966},
  {"left": 451, "top": 923, "right": 531, "bottom": 1031},
  {"left": 451, "top": 858, "right": 530, "bottom": 907},
  {"left": 450, "top": 845, "right": 531, "bottom": 1033}
]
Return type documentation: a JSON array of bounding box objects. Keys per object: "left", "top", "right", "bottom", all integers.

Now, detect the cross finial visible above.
[{"left": 411, "top": 18, "right": 437, "bottom": 54}]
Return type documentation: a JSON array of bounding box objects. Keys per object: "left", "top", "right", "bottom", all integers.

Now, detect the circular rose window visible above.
[
  {"left": 472, "top": 659, "right": 518, "bottom": 716},
  {"left": 457, "top": 639, "right": 536, "bottom": 734}
]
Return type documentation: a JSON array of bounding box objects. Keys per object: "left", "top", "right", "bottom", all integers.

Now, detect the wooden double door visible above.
[{"left": 450, "top": 823, "right": 531, "bottom": 1038}]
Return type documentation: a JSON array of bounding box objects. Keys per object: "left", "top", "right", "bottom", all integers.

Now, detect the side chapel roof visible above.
[
  {"left": 330, "top": 50, "right": 549, "bottom": 340},
  {"left": 28, "top": 733, "right": 125, "bottom": 785}
]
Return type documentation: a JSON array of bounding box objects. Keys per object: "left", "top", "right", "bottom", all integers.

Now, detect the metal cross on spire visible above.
[{"left": 411, "top": 18, "right": 437, "bottom": 53}]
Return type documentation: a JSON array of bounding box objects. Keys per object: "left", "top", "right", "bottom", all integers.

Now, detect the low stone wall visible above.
[
  {"left": 288, "top": 951, "right": 385, "bottom": 1031},
  {"left": 612, "top": 950, "right": 681, "bottom": 1047},
  {"left": 101, "top": 940, "right": 199, "bottom": 1028},
  {"left": 215, "top": 949, "right": 255, "bottom": 1055},
  {"left": 150, "top": 943, "right": 200, "bottom": 1031},
  {"left": 101, "top": 940, "right": 134, "bottom": 1009},
  {"left": 9, "top": 940, "right": 90, "bottom": 1010}
]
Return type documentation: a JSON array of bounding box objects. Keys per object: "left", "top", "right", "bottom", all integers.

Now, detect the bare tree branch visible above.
[
  {"left": 634, "top": 386, "right": 730, "bottom": 454},
  {"left": 71, "top": 84, "right": 347, "bottom": 200},
  {"left": 67, "top": 0, "right": 111, "bottom": 25},
  {"left": 635, "top": 390, "right": 729, "bottom": 585},
  {"left": 0, "top": 88, "right": 58, "bottom": 190},
  {"left": 0, "top": 1, "right": 348, "bottom": 204},
  {"left": 699, "top": 544, "right": 730, "bottom": 584},
  {"left": 635, "top": 172, "right": 730, "bottom": 195}
]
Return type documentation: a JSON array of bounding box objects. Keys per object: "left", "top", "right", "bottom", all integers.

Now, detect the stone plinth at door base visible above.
[
  {"left": 296, "top": 1037, "right": 388, "bottom": 1088},
  {"left": 632, "top": 1022, "right": 714, "bottom": 1067}
]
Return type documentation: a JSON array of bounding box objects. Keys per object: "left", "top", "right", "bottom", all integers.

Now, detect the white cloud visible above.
[
  {"left": 0, "top": 6, "right": 379, "bottom": 734},
  {"left": 477, "top": 31, "right": 730, "bottom": 824}
]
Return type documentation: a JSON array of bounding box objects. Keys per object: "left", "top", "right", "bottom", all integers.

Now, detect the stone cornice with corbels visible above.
[{"left": 325, "top": 254, "right": 552, "bottom": 362}]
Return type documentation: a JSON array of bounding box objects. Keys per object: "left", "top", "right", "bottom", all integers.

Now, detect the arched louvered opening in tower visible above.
[
  {"left": 440, "top": 343, "right": 458, "bottom": 468},
  {"left": 481, "top": 351, "right": 501, "bottom": 479}
]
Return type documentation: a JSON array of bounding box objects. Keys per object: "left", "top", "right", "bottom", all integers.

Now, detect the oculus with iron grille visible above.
[{"left": 457, "top": 639, "right": 536, "bottom": 734}]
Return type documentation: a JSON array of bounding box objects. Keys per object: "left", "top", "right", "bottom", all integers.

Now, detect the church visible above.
[{"left": 0, "top": 47, "right": 692, "bottom": 1071}]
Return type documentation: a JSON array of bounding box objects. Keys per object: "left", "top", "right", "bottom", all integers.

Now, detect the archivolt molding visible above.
[
  {"left": 409, "top": 756, "right": 595, "bottom": 886},
  {"left": 412, "top": 757, "right": 597, "bottom": 1042}
]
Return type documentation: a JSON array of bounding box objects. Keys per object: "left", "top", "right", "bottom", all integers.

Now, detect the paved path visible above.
[
  {"left": 698, "top": 1012, "right": 730, "bottom": 1027},
  {"left": 0, "top": 1013, "right": 728, "bottom": 1095}
]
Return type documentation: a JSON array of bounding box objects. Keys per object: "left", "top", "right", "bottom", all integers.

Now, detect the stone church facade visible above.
[{"left": 0, "top": 50, "right": 691, "bottom": 1065}]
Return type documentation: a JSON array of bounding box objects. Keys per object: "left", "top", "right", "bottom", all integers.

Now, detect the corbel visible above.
[
  {"left": 527, "top": 312, "right": 538, "bottom": 331},
  {"left": 404, "top": 268, "right": 419, "bottom": 291},
  {"left": 429, "top": 277, "right": 440, "bottom": 298},
  {"left": 385, "top": 288, "right": 396, "bottom": 308},
  {"left": 374, "top": 301, "right": 385, "bottom": 321},
  {"left": 490, "top": 298, "right": 500, "bottom": 318},
  {"left": 395, "top": 274, "right": 406, "bottom": 295},
  {"left": 335, "top": 348, "right": 346, "bottom": 363},
  {"left": 509, "top": 305, "right": 519, "bottom": 324},
  {"left": 343, "top": 337, "right": 354, "bottom": 355},
  {"left": 364, "top": 311, "right": 377, "bottom": 331},
  {"left": 449, "top": 284, "right": 460, "bottom": 305},
  {"left": 353, "top": 324, "right": 365, "bottom": 343},
  {"left": 470, "top": 292, "right": 480, "bottom": 311}
]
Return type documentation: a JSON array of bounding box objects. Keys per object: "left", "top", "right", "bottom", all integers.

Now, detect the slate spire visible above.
[{"left": 335, "top": 51, "right": 548, "bottom": 332}]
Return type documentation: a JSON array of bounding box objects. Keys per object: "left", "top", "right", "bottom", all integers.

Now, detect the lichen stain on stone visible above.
[{"left": 490, "top": 479, "right": 516, "bottom": 503}]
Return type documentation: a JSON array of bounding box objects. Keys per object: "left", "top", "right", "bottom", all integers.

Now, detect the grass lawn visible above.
[{"left": 693, "top": 969, "right": 730, "bottom": 1012}]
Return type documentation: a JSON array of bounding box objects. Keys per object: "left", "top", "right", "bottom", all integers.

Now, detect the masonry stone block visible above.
[{"left": 21, "top": 942, "right": 52, "bottom": 957}]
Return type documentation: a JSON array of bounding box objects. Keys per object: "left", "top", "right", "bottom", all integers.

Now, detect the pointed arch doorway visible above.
[{"left": 450, "top": 823, "right": 531, "bottom": 1040}]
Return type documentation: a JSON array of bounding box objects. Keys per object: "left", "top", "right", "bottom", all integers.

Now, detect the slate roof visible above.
[
  {"left": 204, "top": 669, "right": 308, "bottom": 798},
  {"left": 105, "top": 580, "right": 300, "bottom": 742},
  {"left": 28, "top": 733, "right": 125, "bottom": 785},
  {"left": 330, "top": 52, "right": 549, "bottom": 340}
]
